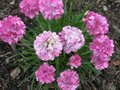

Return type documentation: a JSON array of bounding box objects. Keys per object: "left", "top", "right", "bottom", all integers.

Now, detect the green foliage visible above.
[{"left": 9, "top": 1, "right": 101, "bottom": 90}]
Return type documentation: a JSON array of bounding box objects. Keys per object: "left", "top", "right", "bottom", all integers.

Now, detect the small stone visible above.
[
  {"left": 103, "top": 6, "right": 108, "bottom": 11},
  {"left": 10, "top": 67, "right": 21, "bottom": 79},
  {"left": 10, "top": 0, "right": 15, "bottom": 5}
]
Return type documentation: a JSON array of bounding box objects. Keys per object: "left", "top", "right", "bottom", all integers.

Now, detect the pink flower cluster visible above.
[
  {"left": 90, "top": 35, "right": 114, "bottom": 70},
  {"left": 39, "top": 0, "right": 64, "bottom": 20},
  {"left": 34, "top": 31, "right": 63, "bottom": 61},
  {"left": 57, "top": 70, "right": 79, "bottom": 90},
  {"left": 0, "top": 16, "right": 26, "bottom": 45},
  {"left": 34, "top": 26, "right": 83, "bottom": 89},
  {"left": 84, "top": 11, "right": 108, "bottom": 36},
  {"left": 69, "top": 54, "right": 82, "bottom": 69},
  {"left": 33, "top": 10, "right": 114, "bottom": 89},
  {"left": 19, "top": 0, "right": 64, "bottom": 19},
  {"left": 35, "top": 63, "right": 55, "bottom": 84},
  {"left": 19, "top": 0, "right": 39, "bottom": 18},
  {"left": 84, "top": 11, "right": 114, "bottom": 70},
  {"left": 0, "top": 0, "right": 115, "bottom": 88},
  {"left": 59, "top": 26, "right": 85, "bottom": 54}
]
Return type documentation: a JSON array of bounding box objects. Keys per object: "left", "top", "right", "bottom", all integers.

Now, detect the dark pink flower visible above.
[
  {"left": 91, "top": 55, "right": 109, "bottom": 70},
  {"left": 35, "top": 63, "right": 55, "bottom": 84},
  {"left": 19, "top": 0, "right": 39, "bottom": 18},
  {"left": 57, "top": 70, "right": 79, "bottom": 90},
  {"left": 39, "top": 0, "right": 64, "bottom": 20},
  {"left": 90, "top": 35, "right": 114, "bottom": 57},
  {"left": 0, "top": 16, "right": 26, "bottom": 44},
  {"left": 90, "top": 35, "right": 114, "bottom": 70},
  {"left": 69, "top": 54, "right": 82, "bottom": 69},
  {"left": 84, "top": 11, "right": 109, "bottom": 35}
]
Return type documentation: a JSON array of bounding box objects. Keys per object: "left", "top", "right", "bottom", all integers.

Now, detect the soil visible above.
[{"left": 0, "top": 0, "right": 120, "bottom": 90}]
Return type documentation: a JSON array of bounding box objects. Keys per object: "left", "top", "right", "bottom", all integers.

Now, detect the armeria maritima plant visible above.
[{"left": 0, "top": 0, "right": 114, "bottom": 90}]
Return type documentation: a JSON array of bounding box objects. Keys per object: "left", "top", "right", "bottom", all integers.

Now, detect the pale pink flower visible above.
[
  {"left": 59, "top": 26, "right": 85, "bottom": 54},
  {"left": 69, "top": 54, "right": 82, "bottom": 69},
  {"left": 39, "top": 0, "right": 64, "bottom": 20},
  {"left": 0, "top": 16, "right": 26, "bottom": 45},
  {"left": 35, "top": 63, "right": 55, "bottom": 84},
  {"left": 91, "top": 55, "right": 109, "bottom": 70},
  {"left": 34, "top": 31, "right": 63, "bottom": 61},
  {"left": 90, "top": 35, "right": 114, "bottom": 57},
  {"left": 19, "top": 0, "right": 39, "bottom": 18},
  {"left": 84, "top": 11, "right": 109, "bottom": 35},
  {"left": 57, "top": 70, "right": 80, "bottom": 90}
]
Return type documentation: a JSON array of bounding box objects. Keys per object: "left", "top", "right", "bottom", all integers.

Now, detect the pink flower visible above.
[
  {"left": 90, "top": 35, "right": 114, "bottom": 70},
  {"left": 84, "top": 11, "right": 109, "bottom": 35},
  {"left": 57, "top": 70, "right": 80, "bottom": 90},
  {"left": 35, "top": 63, "right": 55, "bottom": 84},
  {"left": 59, "top": 26, "right": 85, "bottom": 54},
  {"left": 91, "top": 55, "right": 109, "bottom": 70},
  {"left": 39, "top": 0, "right": 64, "bottom": 20},
  {"left": 34, "top": 31, "right": 63, "bottom": 61},
  {"left": 69, "top": 54, "right": 82, "bottom": 69},
  {"left": 19, "top": 0, "right": 39, "bottom": 18},
  {"left": 90, "top": 35, "right": 114, "bottom": 57},
  {"left": 0, "top": 16, "right": 26, "bottom": 45}
]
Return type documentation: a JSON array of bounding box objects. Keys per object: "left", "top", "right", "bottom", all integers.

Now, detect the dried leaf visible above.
[{"left": 110, "top": 60, "right": 120, "bottom": 66}]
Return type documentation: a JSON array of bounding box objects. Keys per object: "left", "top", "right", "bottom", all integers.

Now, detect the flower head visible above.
[
  {"left": 84, "top": 11, "right": 109, "bottom": 35},
  {"left": 34, "top": 31, "right": 63, "bottom": 61},
  {"left": 91, "top": 55, "right": 109, "bottom": 70},
  {"left": 69, "top": 54, "right": 82, "bottom": 69},
  {"left": 57, "top": 70, "right": 79, "bottom": 90},
  {"left": 90, "top": 35, "right": 114, "bottom": 57},
  {"left": 39, "top": 0, "right": 64, "bottom": 20},
  {"left": 0, "top": 16, "right": 26, "bottom": 45},
  {"left": 90, "top": 35, "right": 114, "bottom": 70},
  {"left": 59, "top": 26, "right": 85, "bottom": 54},
  {"left": 19, "top": 0, "right": 39, "bottom": 18},
  {"left": 35, "top": 63, "right": 55, "bottom": 84}
]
